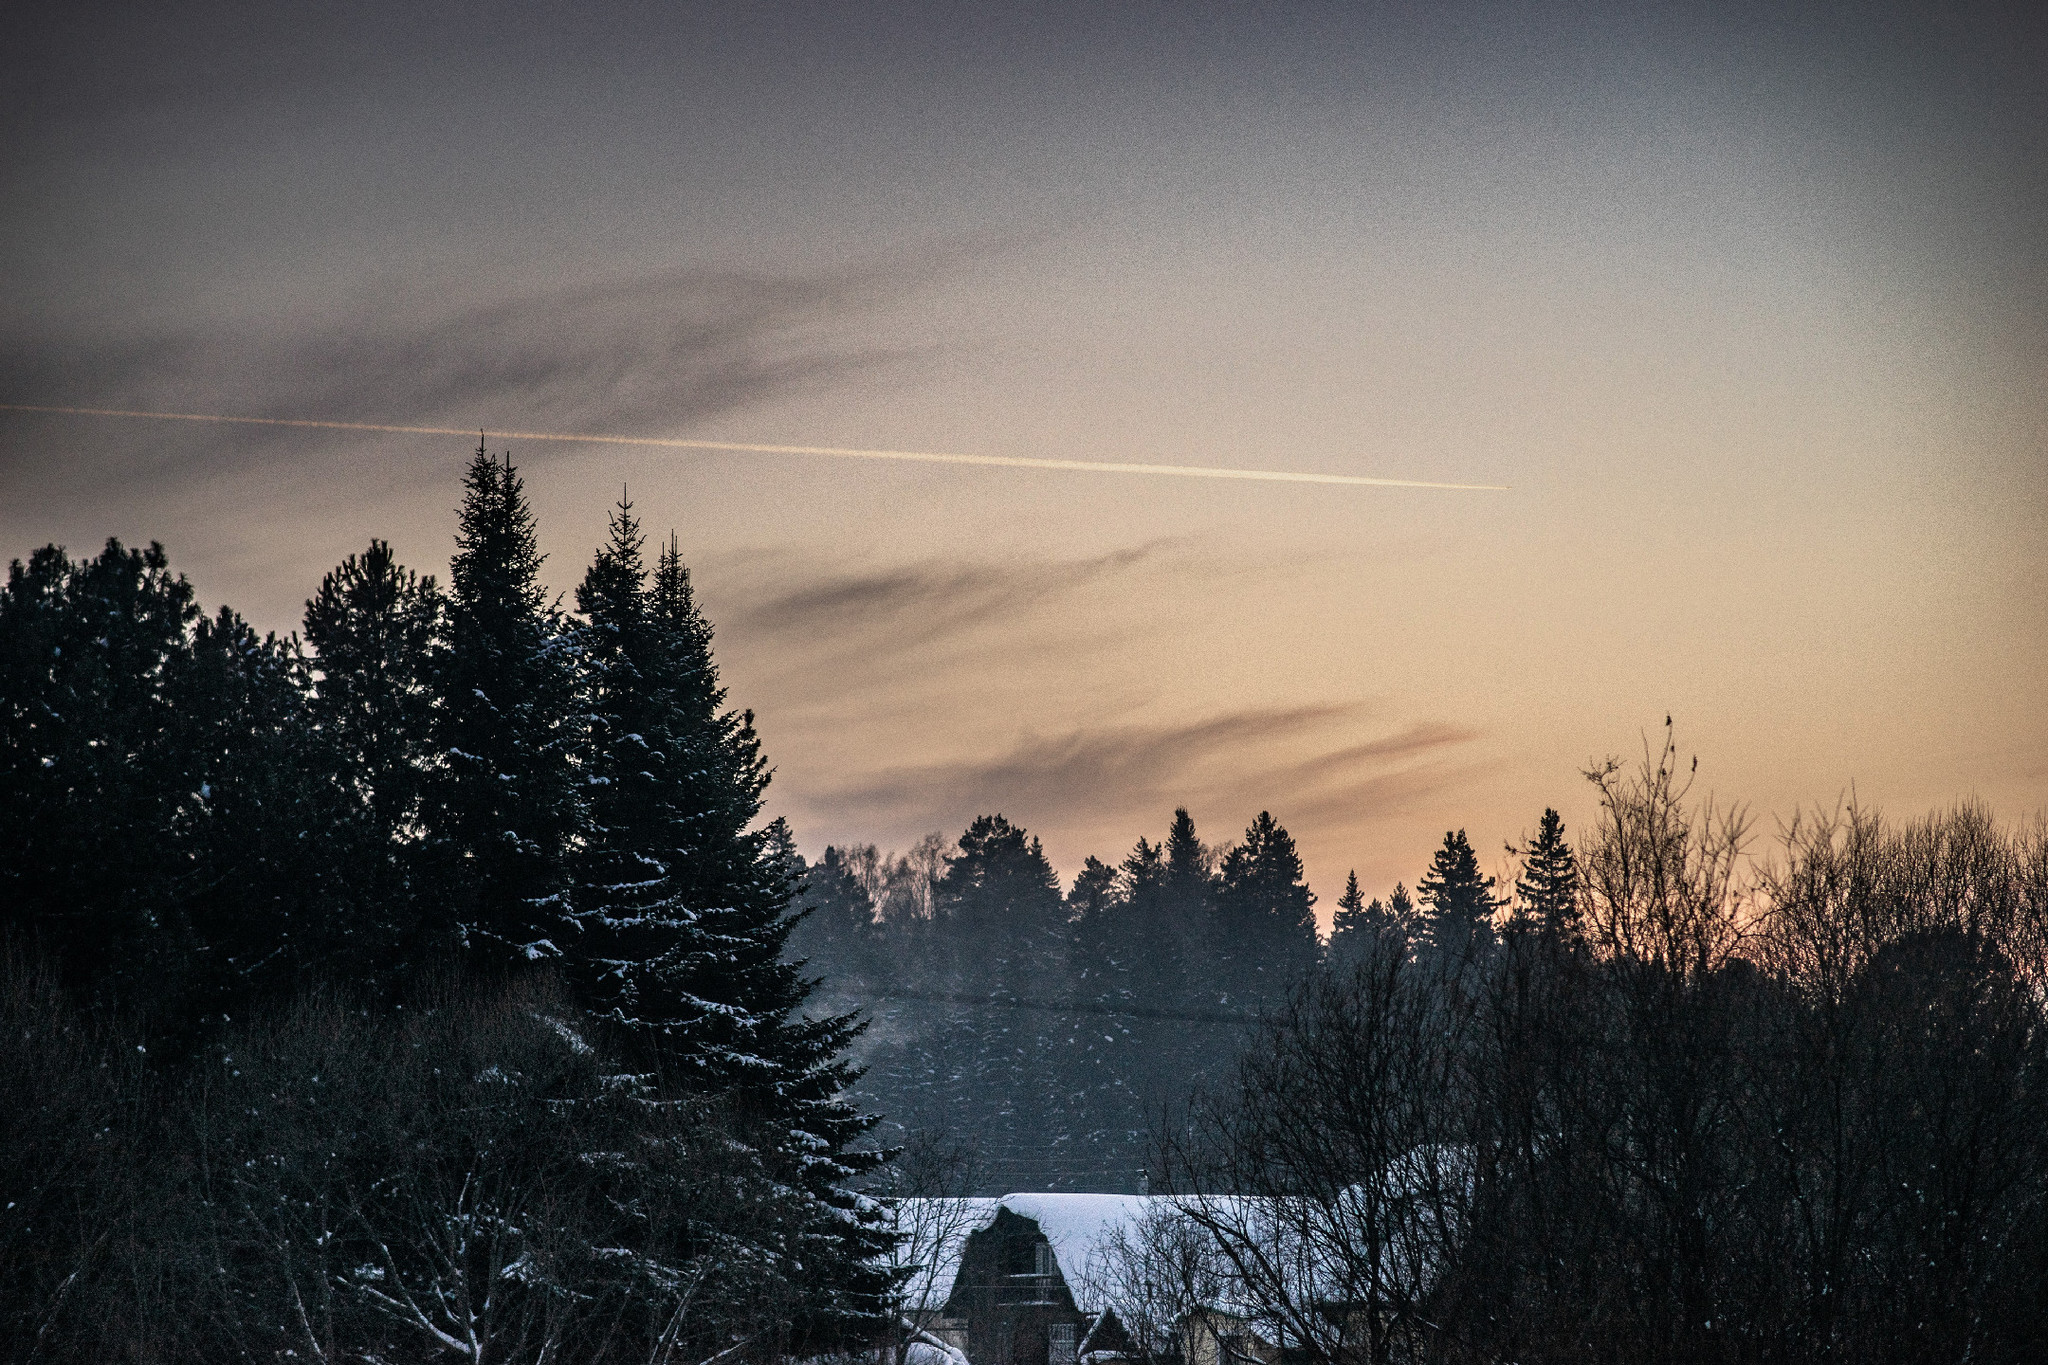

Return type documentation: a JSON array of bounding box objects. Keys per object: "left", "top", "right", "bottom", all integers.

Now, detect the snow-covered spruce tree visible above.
[
  {"left": 428, "top": 442, "right": 582, "bottom": 963},
  {"left": 570, "top": 501, "right": 890, "bottom": 1342}
]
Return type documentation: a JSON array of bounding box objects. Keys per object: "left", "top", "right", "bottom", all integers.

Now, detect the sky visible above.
[{"left": 5, "top": 0, "right": 2044, "bottom": 923}]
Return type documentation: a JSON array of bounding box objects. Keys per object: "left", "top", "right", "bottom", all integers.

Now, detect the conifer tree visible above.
[
  {"left": 431, "top": 442, "right": 582, "bottom": 963},
  {"left": 1333, "top": 870, "right": 1367, "bottom": 932},
  {"left": 789, "top": 845, "right": 882, "bottom": 987},
  {"left": 1327, "top": 872, "right": 1423, "bottom": 976},
  {"left": 1066, "top": 854, "right": 1126, "bottom": 1008},
  {"left": 302, "top": 540, "right": 444, "bottom": 972},
  {"left": 1163, "top": 807, "right": 1213, "bottom": 909},
  {"left": 1327, "top": 870, "right": 1379, "bottom": 971},
  {"left": 1161, "top": 807, "right": 1218, "bottom": 999},
  {"left": 2, "top": 539, "right": 334, "bottom": 1014},
  {"left": 1386, "top": 881, "right": 1416, "bottom": 936},
  {"left": 303, "top": 541, "right": 442, "bottom": 848},
  {"left": 1118, "top": 833, "right": 1187, "bottom": 1004},
  {"left": 1067, "top": 855, "right": 1120, "bottom": 921},
  {"left": 569, "top": 505, "right": 890, "bottom": 1338},
  {"left": 1214, "top": 811, "right": 1320, "bottom": 998},
  {"left": 168, "top": 604, "right": 330, "bottom": 999},
  {"left": 0, "top": 540, "right": 200, "bottom": 998},
  {"left": 936, "top": 813, "right": 1065, "bottom": 989},
  {"left": 1512, "top": 807, "right": 1582, "bottom": 942},
  {"left": 1418, "top": 828, "right": 1502, "bottom": 970}
]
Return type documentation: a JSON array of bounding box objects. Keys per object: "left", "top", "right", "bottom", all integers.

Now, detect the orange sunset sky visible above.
[{"left": 5, "top": 1, "right": 2043, "bottom": 923}]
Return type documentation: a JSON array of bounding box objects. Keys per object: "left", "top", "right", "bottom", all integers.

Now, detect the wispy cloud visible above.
[
  {"left": 789, "top": 706, "right": 1478, "bottom": 842},
  {"left": 726, "top": 542, "right": 1168, "bottom": 649},
  {"left": 0, "top": 265, "right": 926, "bottom": 484}
]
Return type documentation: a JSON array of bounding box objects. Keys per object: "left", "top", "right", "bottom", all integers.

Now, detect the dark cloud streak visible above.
[
  {"left": 0, "top": 266, "right": 926, "bottom": 487},
  {"left": 728, "top": 543, "right": 1167, "bottom": 648},
  {"left": 797, "top": 705, "right": 1476, "bottom": 836}
]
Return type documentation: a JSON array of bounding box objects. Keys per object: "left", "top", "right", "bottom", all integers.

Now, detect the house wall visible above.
[
  {"left": 1178, "top": 1309, "right": 1280, "bottom": 1365},
  {"left": 942, "top": 1207, "right": 1094, "bottom": 1365}
]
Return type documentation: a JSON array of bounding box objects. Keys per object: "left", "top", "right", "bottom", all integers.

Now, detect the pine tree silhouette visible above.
[
  {"left": 431, "top": 441, "right": 582, "bottom": 963},
  {"left": 1417, "top": 828, "right": 1502, "bottom": 969},
  {"left": 1215, "top": 811, "right": 1320, "bottom": 1000},
  {"left": 1512, "top": 807, "right": 1582, "bottom": 942},
  {"left": 303, "top": 539, "right": 444, "bottom": 975}
]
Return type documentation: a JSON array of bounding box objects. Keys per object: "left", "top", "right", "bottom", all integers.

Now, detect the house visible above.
[
  {"left": 1175, "top": 1308, "right": 1279, "bottom": 1365},
  {"left": 938, "top": 1204, "right": 1116, "bottom": 1365},
  {"left": 892, "top": 1194, "right": 1273, "bottom": 1365},
  {"left": 890, "top": 1158, "right": 1471, "bottom": 1365}
]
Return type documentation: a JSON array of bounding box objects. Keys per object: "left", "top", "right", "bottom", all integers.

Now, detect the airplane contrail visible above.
[{"left": 0, "top": 403, "right": 1510, "bottom": 491}]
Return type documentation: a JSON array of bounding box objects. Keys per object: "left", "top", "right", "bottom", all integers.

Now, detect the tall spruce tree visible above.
[
  {"left": 431, "top": 442, "right": 582, "bottom": 963},
  {"left": 302, "top": 540, "right": 444, "bottom": 974},
  {"left": 1327, "top": 870, "right": 1370, "bottom": 970},
  {"left": 1511, "top": 807, "right": 1582, "bottom": 942},
  {"left": 936, "top": 813, "right": 1065, "bottom": 990},
  {"left": 1417, "top": 828, "right": 1502, "bottom": 970},
  {"left": 1214, "top": 811, "right": 1320, "bottom": 1001},
  {"left": 1066, "top": 852, "right": 1128, "bottom": 1028},
  {"left": 1162, "top": 808, "right": 1213, "bottom": 908},
  {"left": 570, "top": 505, "right": 890, "bottom": 1338},
  {"left": 1161, "top": 807, "right": 1215, "bottom": 997}
]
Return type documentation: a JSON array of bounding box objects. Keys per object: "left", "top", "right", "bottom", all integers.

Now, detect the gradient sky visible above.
[{"left": 5, "top": 0, "right": 2044, "bottom": 921}]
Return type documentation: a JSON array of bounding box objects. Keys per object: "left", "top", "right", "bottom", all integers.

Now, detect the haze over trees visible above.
[{"left": 4, "top": 447, "right": 2045, "bottom": 1363}]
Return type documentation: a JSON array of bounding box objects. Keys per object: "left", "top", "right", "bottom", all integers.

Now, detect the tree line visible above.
[
  {"left": 788, "top": 801, "right": 1509, "bottom": 1192},
  {"left": 1, "top": 443, "right": 887, "bottom": 1360},
  {"left": 1135, "top": 738, "right": 2048, "bottom": 1365}
]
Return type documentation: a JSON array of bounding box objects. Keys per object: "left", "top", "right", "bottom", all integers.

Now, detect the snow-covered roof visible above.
[
  {"left": 993, "top": 1193, "right": 1156, "bottom": 1304},
  {"left": 888, "top": 1196, "right": 1000, "bottom": 1311},
  {"left": 890, "top": 1193, "right": 1199, "bottom": 1312},
  {"left": 890, "top": 1168, "right": 1468, "bottom": 1316}
]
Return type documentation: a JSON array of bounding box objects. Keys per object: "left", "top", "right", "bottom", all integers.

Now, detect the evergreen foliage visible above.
[
  {"left": 937, "top": 814, "right": 1064, "bottom": 987},
  {"left": 0, "top": 452, "right": 893, "bottom": 1350},
  {"left": 1418, "top": 827, "right": 1502, "bottom": 969},
  {"left": 302, "top": 539, "right": 443, "bottom": 845},
  {"left": 170, "top": 604, "right": 332, "bottom": 998},
  {"left": 1326, "top": 870, "right": 1370, "bottom": 968},
  {"left": 301, "top": 539, "right": 444, "bottom": 973},
  {"left": 1332, "top": 869, "right": 1366, "bottom": 931},
  {"left": 431, "top": 441, "right": 582, "bottom": 963},
  {"left": 0, "top": 540, "right": 201, "bottom": 1001},
  {"left": 1162, "top": 806, "right": 1213, "bottom": 909},
  {"left": 1512, "top": 806, "right": 1582, "bottom": 941},
  {"left": 1386, "top": 880, "right": 1417, "bottom": 938},
  {"left": 568, "top": 495, "right": 890, "bottom": 1333},
  {"left": 1066, "top": 854, "right": 1120, "bottom": 921},
  {"left": 1214, "top": 811, "right": 1320, "bottom": 998},
  {"left": 0, "top": 540, "right": 329, "bottom": 1014}
]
